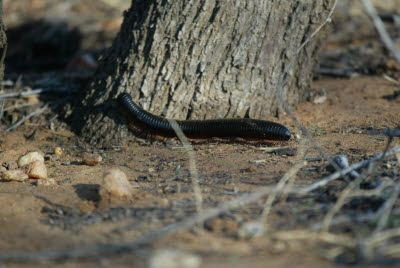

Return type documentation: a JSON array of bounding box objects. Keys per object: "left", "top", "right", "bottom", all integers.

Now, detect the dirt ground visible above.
[
  {"left": 1, "top": 0, "right": 400, "bottom": 267},
  {"left": 0, "top": 75, "right": 399, "bottom": 267}
]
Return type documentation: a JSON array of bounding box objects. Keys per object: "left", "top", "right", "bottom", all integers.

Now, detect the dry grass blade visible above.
[
  {"left": 5, "top": 105, "right": 48, "bottom": 132},
  {"left": 367, "top": 228, "right": 400, "bottom": 248},
  {"left": 397, "top": 152, "right": 400, "bottom": 166},
  {"left": 0, "top": 88, "right": 47, "bottom": 99},
  {"left": 315, "top": 139, "right": 399, "bottom": 231},
  {"left": 3, "top": 102, "right": 40, "bottom": 112},
  {"left": 274, "top": 0, "right": 338, "bottom": 161},
  {"left": 321, "top": 176, "right": 364, "bottom": 232},
  {"left": 0, "top": 98, "right": 4, "bottom": 125},
  {"left": 273, "top": 230, "right": 356, "bottom": 248},
  {"left": 165, "top": 117, "right": 203, "bottom": 213},
  {"left": 361, "top": 0, "right": 400, "bottom": 62},
  {"left": 300, "top": 146, "right": 400, "bottom": 193},
  {"left": 381, "top": 244, "right": 400, "bottom": 258},
  {"left": 374, "top": 184, "right": 400, "bottom": 234},
  {"left": 272, "top": 0, "right": 354, "bottom": 182},
  {"left": 261, "top": 161, "right": 306, "bottom": 233}
]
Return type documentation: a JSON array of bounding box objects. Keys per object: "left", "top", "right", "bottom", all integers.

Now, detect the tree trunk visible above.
[
  {"left": 75, "top": 0, "right": 332, "bottom": 147},
  {"left": 0, "top": 0, "right": 6, "bottom": 85}
]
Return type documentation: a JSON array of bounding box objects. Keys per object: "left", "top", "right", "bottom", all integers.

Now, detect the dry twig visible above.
[
  {"left": 361, "top": 0, "right": 400, "bottom": 62},
  {"left": 0, "top": 98, "right": 4, "bottom": 126},
  {"left": 321, "top": 176, "right": 364, "bottom": 232},
  {"left": 260, "top": 139, "right": 307, "bottom": 233},
  {"left": 300, "top": 146, "right": 400, "bottom": 193},
  {"left": 374, "top": 184, "right": 400, "bottom": 234},
  {"left": 273, "top": 230, "right": 356, "bottom": 248},
  {"left": 5, "top": 105, "right": 48, "bottom": 132},
  {"left": 274, "top": 0, "right": 338, "bottom": 161},
  {"left": 165, "top": 118, "right": 203, "bottom": 213},
  {"left": 0, "top": 88, "right": 47, "bottom": 99}
]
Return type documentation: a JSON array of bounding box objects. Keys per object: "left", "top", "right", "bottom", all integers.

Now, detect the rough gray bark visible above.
[
  {"left": 77, "top": 0, "right": 332, "bottom": 147},
  {"left": 0, "top": 0, "right": 6, "bottom": 85}
]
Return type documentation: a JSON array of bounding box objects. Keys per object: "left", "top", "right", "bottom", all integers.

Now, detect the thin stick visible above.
[
  {"left": 318, "top": 138, "right": 397, "bottom": 232},
  {"left": 361, "top": 0, "right": 400, "bottom": 62},
  {"left": 3, "top": 102, "right": 40, "bottom": 112},
  {"left": 0, "top": 88, "right": 47, "bottom": 99},
  {"left": 367, "top": 228, "right": 400, "bottom": 247},
  {"left": 260, "top": 138, "right": 306, "bottom": 233},
  {"left": 274, "top": 0, "right": 338, "bottom": 161},
  {"left": 311, "top": 207, "right": 400, "bottom": 231},
  {"left": 310, "top": 181, "right": 398, "bottom": 230},
  {"left": 374, "top": 184, "right": 400, "bottom": 234},
  {"left": 5, "top": 105, "right": 48, "bottom": 132},
  {"left": 165, "top": 117, "right": 203, "bottom": 213},
  {"left": 300, "top": 146, "right": 400, "bottom": 193},
  {"left": 260, "top": 160, "right": 305, "bottom": 233},
  {"left": 321, "top": 176, "right": 363, "bottom": 232},
  {"left": 272, "top": 0, "right": 353, "bottom": 182},
  {"left": 279, "top": 139, "right": 308, "bottom": 204},
  {"left": 273, "top": 230, "right": 356, "bottom": 248},
  {"left": 381, "top": 244, "right": 400, "bottom": 258},
  {"left": 0, "top": 98, "right": 4, "bottom": 123}
]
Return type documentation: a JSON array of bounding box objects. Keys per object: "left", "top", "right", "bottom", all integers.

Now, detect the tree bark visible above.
[
  {"left": 0, "top": 0, "right": 6, "bottom": 85},
  {"left": 75, "top": 0, "right": 332, "bottom": 147}
]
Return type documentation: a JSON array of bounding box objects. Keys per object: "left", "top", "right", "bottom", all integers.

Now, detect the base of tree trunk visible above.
[{"left": 72, "top": 0, "right": 332, "bottom": 147}]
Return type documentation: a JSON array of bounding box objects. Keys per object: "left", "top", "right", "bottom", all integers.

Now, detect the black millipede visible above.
[{"left": 118, "top": 93, "right": 291, "bottom": 141}]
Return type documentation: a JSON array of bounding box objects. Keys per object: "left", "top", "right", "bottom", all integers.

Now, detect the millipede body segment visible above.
[{"left": 118, "top": 93, "right": 291, "bottom": 141}]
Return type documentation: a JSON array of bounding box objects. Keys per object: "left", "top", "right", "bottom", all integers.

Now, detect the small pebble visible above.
[
  {"left": 1, "top": 170, "right": 29, "bottom": 181},
  {"left": 313, "top": 95, "right": 327, "bottom": 104},
  {"left": 99, "top": 168, "right": 132, "bottom": 199},
  {"left": 82, "top": 153, "right": 102, "bottom": 166},
  {"left": 328, "top": 154, "right": 359, "bottom": 180},
  {"left": 237, "top": 221, "right": 264, "bottom": 239},
  {"left": 149, "top": 249, "right": 201, "bottom": 268},
  {"left": 18, "top": 151, "right": 44, "bottom": 168},
  {"left": 37, "top": 178, "right": 56, "bottom": 186},
  {"left": 23, "top": 160, "right": 48, "bottom": 179},
  {"left": 54, "top": 147, "right": 63, "bottom": 156}
]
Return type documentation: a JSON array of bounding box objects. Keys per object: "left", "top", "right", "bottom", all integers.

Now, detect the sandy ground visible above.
[{"left": 1, "top": 75, "right": 399, "bottom": 267}]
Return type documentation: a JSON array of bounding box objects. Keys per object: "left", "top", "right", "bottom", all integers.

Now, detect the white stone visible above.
[
  {"left": 1, "top": 170, "right": 29, "bottom": 181},
  {"left": 100, "top": 168, "right": 131, "bottom": 198},
  {"left": 237, "top": 221, "right": 264, "bottom": 239},
  {"left": 18, "top": 151, "right": 44, "bottom": 168},
  {"left": 23, "top": 160, "right": 47, "bottom": 179}
]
